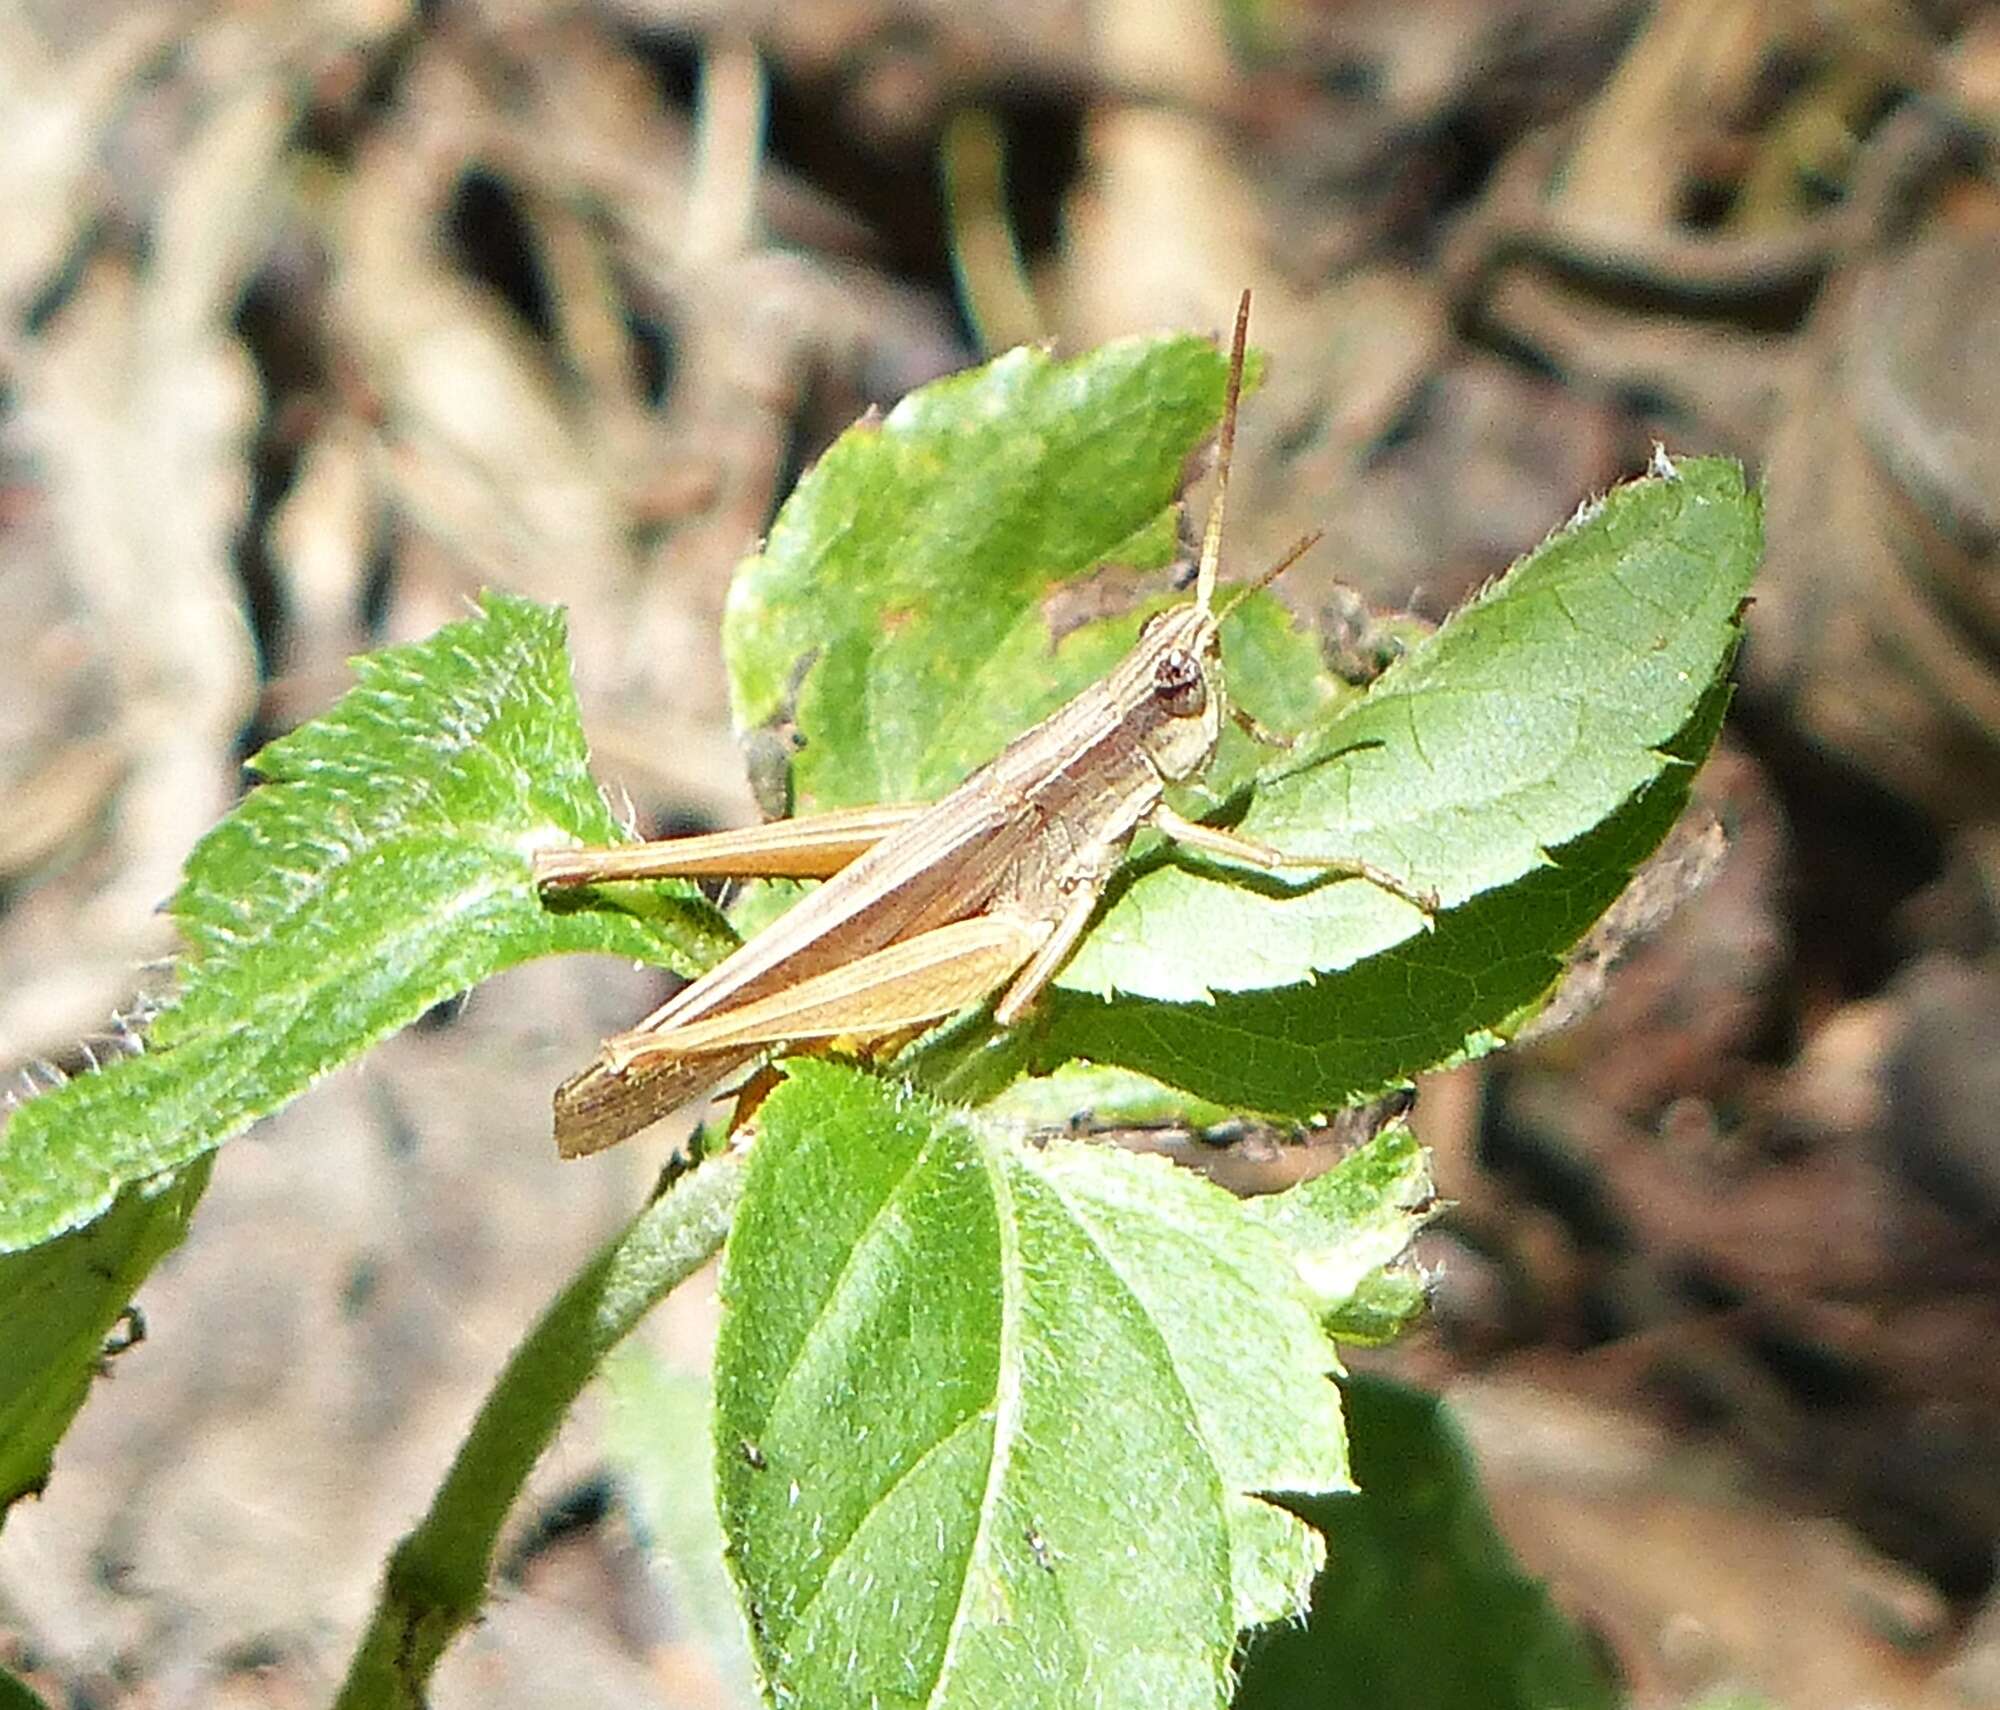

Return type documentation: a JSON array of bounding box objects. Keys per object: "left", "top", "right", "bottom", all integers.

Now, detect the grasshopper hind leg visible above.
[
  {"left": 554, "top": 1048, "right": 757, "bottom": 1159},
  {"left": 555, "top": 914, "right": 1050, "bottom": 1159}
]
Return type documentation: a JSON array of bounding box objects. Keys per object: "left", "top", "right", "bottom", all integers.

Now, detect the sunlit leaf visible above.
[
  {"left": 0, "top": 593, "right": 731, "bottom": 1249},
  {"left": 711, "top": 1062, "right": 1433, "bottom": 1710}
]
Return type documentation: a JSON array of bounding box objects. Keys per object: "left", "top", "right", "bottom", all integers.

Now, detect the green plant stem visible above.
[{"left": 333, "top": 1150, "right": 747, "bottom": 1710}]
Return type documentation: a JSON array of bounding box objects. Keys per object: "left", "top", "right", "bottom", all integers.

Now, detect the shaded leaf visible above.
[
  {"left": 0, "top": 1161, "right": 209, "bottom": 1522},
  {"left": 712, "top": 1062, "right": 1433, "bottom": 1710},
  {"left": 1233, "top": 1376, "right": 1618, "bottom": 1710},
  {"left": 0, "top": 1664, "right": 52, "bottom": 1710},
  {"left": 0, "top": 593, "right": 731, "bottom": 1250}
]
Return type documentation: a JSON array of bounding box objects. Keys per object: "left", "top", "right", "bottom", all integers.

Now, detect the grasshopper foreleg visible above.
[
  {"left": 1152, "top": 804, "right": 1438, "bottom": 916},
  {"left": 992, "top": 841, "right": 1124, "bottom": 1026}
]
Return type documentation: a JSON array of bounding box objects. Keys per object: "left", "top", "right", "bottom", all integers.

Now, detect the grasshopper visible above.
[{"left": 537, "top": 292, "right": 1431, "bottom": 1158}]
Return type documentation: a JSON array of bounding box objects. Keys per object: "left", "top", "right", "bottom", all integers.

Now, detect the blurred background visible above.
[{"left": 1, "top": 1, "right": 1998, "bottom": 1705}]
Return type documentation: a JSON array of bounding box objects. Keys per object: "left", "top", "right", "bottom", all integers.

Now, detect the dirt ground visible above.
[{"left": 3, "top": 2, "right": 2000, "bottom": 1706}]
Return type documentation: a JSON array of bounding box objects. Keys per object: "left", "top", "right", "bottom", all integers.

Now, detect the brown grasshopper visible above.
[{"left": 536, "top": 293, "right": 1430, "bottom": 1158}]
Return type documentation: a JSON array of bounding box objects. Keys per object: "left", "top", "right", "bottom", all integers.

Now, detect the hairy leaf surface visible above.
[
  {"left": 713, "top": 1062, "right": 1432, "bottom": 1710},
  {"left": 0, "top": 593, "right": 731, "bottom": 1249}
]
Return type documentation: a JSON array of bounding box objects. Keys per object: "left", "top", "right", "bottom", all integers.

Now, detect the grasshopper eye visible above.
[{"left": 1153, "top": 648, "right": 1207, "bottom": 718}]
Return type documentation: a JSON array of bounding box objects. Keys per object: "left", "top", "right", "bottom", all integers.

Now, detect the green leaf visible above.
[
  {"left": 1189, "top": 588, "right": 1350, "bottom": 805},
  {"left": 1240, "top": 1124, "right": 1434, "bottom": 1344},
  {"left": 0, "top": 592, "right": 733, "bottom": 1251},
  {"left": 1232, "top": 1376, "right": 1618, "bottom": 1710},
  {"left": 980, "top": 1061, "right": 1236, "bottom": 1132},
  {"left": 1028, "top": 456, "right": 1758, "bottom": 1114},
  {"left": 1073, "top": 457, "right": 1759, "bottom": 997},
  {"left": 712, "top": 1061, "right": 1433, "bottom": 1710},
  {"left": 718, "top": 327, "right": 1755, "bottom": 1121},
  {"left": 1031, "top": 686, "right": 1727, "bottom": 1115},
  {"left": 0, "top": 1159, "right": 209, "bottom": 1521},
  {"left": 0, "top": 1665, "right": 53, "bottom": 1710},
  {"left": 724, "top": 331, "right": 1245, "bottom": 809}
]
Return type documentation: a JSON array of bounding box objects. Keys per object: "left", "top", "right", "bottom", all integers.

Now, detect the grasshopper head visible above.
[{"left": 1126, "top": 599, "right": 1224, "bottom": 781}]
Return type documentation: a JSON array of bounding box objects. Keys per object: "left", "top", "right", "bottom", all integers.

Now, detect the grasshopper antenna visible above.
[
  {"left": 1195, "top": 289, "right": 1252, "bottom": 613},
  {"left": 1217, "top": 528, "right": 1324, "bottom": 621}
]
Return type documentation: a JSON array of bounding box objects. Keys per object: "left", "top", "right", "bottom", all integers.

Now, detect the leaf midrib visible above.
[{"left": 925, "top": 1125, "right": 1026, "bottom": 1709}]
